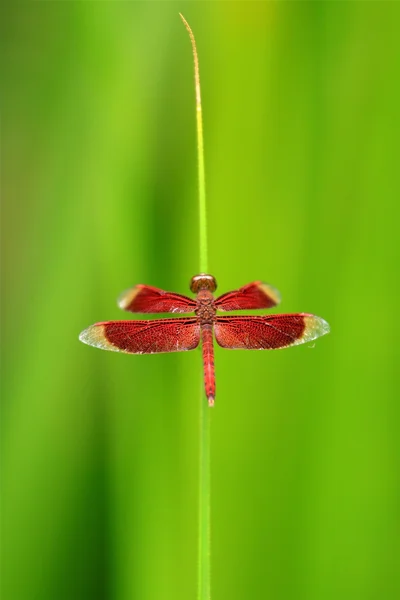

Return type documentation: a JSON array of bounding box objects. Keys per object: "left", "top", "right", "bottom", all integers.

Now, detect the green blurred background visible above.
[{"left": 2, "top": 2, "right": 399, "bottom": 599}]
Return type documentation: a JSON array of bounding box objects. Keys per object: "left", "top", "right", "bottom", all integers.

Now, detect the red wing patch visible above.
[
  {"left": 118, "top": 285, "right": 196, "bottom": 314},
  {"left": 215, "top": 281, "right": 281, "bottom": 312},
  {"left": 214, "top": 314, "right": 329, "bottom": 349},
  {"left": 79, "top": 318, "right": 200, "bottom": 354}
]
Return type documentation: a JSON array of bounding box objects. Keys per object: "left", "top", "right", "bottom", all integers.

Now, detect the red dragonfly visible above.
[{"left": 79, "top": 274, "right": 329, "bottom": 405}]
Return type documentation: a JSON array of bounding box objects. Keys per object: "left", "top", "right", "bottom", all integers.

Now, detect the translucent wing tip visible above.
[
  {"left": 302, "top": 314, "right": 330, "bottom": 344},
  {"left": 79, "top": 323, "right": 118, "bottom": 352},
  {"left": 118, "top": 286, "right": 141, "bottom": 310},
  {"left": 79, "top": 326, "right": 91, "bottom": 345},
  {"left": 259, "top": 282, "right": 282, "bottom": 306}
]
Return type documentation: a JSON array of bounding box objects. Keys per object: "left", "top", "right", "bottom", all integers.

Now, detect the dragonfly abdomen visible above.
[{"left": 201, "top": 325, "right": 215, "bottom": 406}]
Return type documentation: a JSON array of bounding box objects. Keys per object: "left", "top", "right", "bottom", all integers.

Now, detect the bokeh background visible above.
[{"left": 2, "top": 2, "right": 399, "bottom": 599}]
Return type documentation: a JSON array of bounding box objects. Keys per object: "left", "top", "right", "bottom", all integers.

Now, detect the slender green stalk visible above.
[
  {"left": 180, "top": 13, "right": 208, "bottom": 274},
  {"left": 180, "top": 13, "right": 211, "bottom": 600},
  {"left": 198, "top": 377, "right": 211, "bottom": 600}
]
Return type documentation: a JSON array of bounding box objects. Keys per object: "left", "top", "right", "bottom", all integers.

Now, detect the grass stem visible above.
[
  {"left": 180, "top": 13, "right": 208, "bottom": 275},
  {"left": 180, "top": 13, "right": 211, "bottom": 600}
]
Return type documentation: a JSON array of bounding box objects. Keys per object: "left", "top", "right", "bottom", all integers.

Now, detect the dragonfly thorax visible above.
[{"left": 195, "top": 290, "right": 217, "bottom": 324}]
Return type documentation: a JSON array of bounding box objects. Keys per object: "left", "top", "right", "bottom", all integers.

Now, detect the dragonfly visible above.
[{"left": 79, "top": 274, "right": 330, "bottom": 406}]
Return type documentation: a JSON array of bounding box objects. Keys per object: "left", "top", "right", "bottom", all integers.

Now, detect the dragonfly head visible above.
[{"left": 190, "top": 274, "right": 217, "bottom": 293}]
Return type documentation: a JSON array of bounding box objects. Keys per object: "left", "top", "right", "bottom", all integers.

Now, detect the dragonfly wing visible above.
[
  {"left": 118, "top": 285, "right": 196, "bottom": 314},
  {"left": 79, "top": 318, "right": 200, "bottom": 353},
  {"left": 215, "top": 281, "right": 281, "bottom": 311},
  {"left": 214, "top": 314, "right": 329, "bottom": 349}
]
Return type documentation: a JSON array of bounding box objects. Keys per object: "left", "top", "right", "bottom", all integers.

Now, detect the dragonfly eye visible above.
[{"left": 190, "top": 274, "right": 217, "bottom": 293}]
